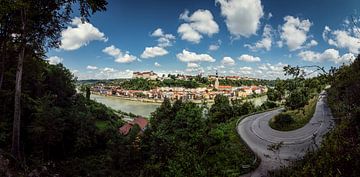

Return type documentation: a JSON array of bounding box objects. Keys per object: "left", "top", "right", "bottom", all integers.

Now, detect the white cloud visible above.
[
  {"left": 151, "top": 28, "right": 176, "bottom": 47},
  {"left": 178, "top": 9, "right": 219, "bottom": 43},
  {"left": 209, "top": 44, "right": 220, "bottom": 51},
  {"left": 102, "top": 45, "right": 121, "bottom": 57},
  {"left": 245, "top": 24, "right": 273, "bottom": 51},
  {"left": 208, "top": 39, "right": 222, "bottom": 51},
  {"left": 177, "top": 24, "right": 202, "bottom": 43},
  {"left": 221, "top": 56, "right": 235, "bottom": 66},
  {"left": 74, "top": 68, "right": 134, "bottom": 80},
  {"left": 257, "top": 62, "right": 287, "bottom": 79},
  {"left": 323, "top": 26, "right": 360, "bottom": 53},
  {"left": 151, "top": 28, "right": 164, "bottom": 37},
  {"left": 305, "top": 39, "right": 318, "bottom": 48},
  {"left": 239, "top": 66, "right": 253, "bottom": 75},
  {"left": 322, "top": 26, "right": 331, "bottom": 41},
  {"left": 60, "top": 17, "right": 107, "bottom": 50},
  {"left": 240, "top": 66, "right": 252, "bottom": 71},
  {"left": 176, "top": 49, "right": 216, "bottom": 62},
  {"left": 102, "top": 45, "right": 137, "bottom": 63},
  {"left": 216, "top": 0, "right": 264, "bottom": 38},
  {"left": 86, "top": 65, "right": 98, "bottom": 70},
  {"left": 141, "top": 46, "right": 168, "bottom": 58},
  {"left": 279, "top": 16, "right": 312, "bottom": 51},
  {"left": 103, "top": 67, "right": 115, "bottom": 73},
  {"left": 238, "top": 54, "right": 261, "bottom": 62},
  {"left": 298, "top": 49, "right": 355, "bottom": 64},
  {"left": 46, "top": 56, "right": 63, "bottom": 65},
  {"left": 114, "top": 54, "right": 137, "bottom": 63},
  {"left": 154, "top": 62, "right": 161, "bottom": 67},
  {"left": 187, "top": 62, "right": 199, "bottom": 68}
]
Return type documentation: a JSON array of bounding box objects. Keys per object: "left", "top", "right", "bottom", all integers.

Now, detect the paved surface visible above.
[{"left": 238, "top": 91, "right": 334, "bottom": 177}]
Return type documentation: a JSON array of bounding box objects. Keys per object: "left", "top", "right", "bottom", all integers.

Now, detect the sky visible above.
[{"left": 47, "top": 0, "right": 360, "bottom": 80}]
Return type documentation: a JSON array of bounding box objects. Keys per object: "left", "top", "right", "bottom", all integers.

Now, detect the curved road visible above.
[{"left": 238, "top": 91, "right": 334, "bottom": 177}]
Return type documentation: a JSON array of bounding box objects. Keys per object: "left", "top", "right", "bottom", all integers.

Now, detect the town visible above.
[{"left": 90, "top": 71, "right": 269, "bottom": 102}]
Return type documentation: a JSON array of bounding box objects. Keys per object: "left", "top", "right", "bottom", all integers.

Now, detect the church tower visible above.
[{"left": 214, "top": 70, "right": 219, "bottom": 89}]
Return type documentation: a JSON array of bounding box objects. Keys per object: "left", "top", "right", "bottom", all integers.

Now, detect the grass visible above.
[
  {"left": 269, "top": 96, "right": 318, "bottom": 131},
  {"left": 95, "top": 120, "right": 111, "bottom": 131}
]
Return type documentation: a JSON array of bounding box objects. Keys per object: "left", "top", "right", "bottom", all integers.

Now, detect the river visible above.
[
  {"left": 91, "top": 94, "right": 161, "bottom": 117},
  {"left": 91, "top": 94, "right": 268, "bottom": 118}
]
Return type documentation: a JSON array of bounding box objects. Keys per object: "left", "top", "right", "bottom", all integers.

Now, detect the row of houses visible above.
[
  {"left": 132, "top": 71, "right": 256, "bottom": 81},
  {"left": 92, "top": 85, "right": 268, "bottom": 101}
]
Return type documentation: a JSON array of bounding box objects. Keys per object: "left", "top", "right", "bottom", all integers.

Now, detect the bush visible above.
[{"left": 270, "top": 113, "right": 294, "bottom": 130}]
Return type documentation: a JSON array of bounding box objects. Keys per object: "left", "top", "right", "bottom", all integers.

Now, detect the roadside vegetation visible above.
[
  {"left": 269, "top": 96, "right": 318, "bottom": 131},
  {"left": 269, "top": 56, "right": 360, "bottom": 176},
  {"left": 266, "top": 64, "right": 326, "bottom": 131}
]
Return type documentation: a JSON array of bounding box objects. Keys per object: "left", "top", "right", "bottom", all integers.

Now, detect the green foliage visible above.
[
  {"left": 120, "top": 78, "right": 158, "bottom": 90},
  {"left": 219, "top": 78, "right": 275, "bottom": 87},
  {"left": 270, "top": 56, "right": 360, "bottom": 176},
  {"left": 209, "top": 94, "right": 233, "bottom": 123},
  {"left": 142, "top": 98, "right": 258, "bottom": 176},
  {"left": 269, "top": 113, "right": 294, "bottom": 130},
  {"left": 270, "top": 96, "right": 317, "bottom": 131},
  {"left": 260, "top": 100, "right": 278, "bottom": 110},
  {"left": 285, "top": 87, "right": 309, "bottom": 110}
]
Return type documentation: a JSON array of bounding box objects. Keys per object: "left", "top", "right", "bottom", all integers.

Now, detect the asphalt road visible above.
[{"left": 238, "top": 91, "right": 334, "bottom": 177}]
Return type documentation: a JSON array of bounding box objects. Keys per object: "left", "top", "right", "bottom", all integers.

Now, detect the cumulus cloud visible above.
[
  {"left": 154, "top": 62, "right": 161, "bottom": 67},
  {"left": 176, "top": 49, "right": 216, "bottom": 62},
  {"left": 74, "top": 68, "right": 134, "bottom": 80},
  {"left": 323, "top": 26, "right": 360, "bottom": 53},
  {"left": 216, "top": 0, "right": 264, "bottom": 38},
  {"left": 187, "top": 62, "right": 200, "bottom": 68},
  {"left": 141, "top": 46, "right": 168, "bottom": 58},
  {"left": 209, "top": 44, "right": 220, "bottom": 51},
  {"left": 279, "top": 16, "right": 312, "bottom": 51},
  {"left": 239, "top": 66, "right": 253, "bottom": 74},
  {"left": 209, "top": 39, "right": 222, "bottom": 51},
  {"left": 46, "top": 56, "right": 63, "bottom": 65},
  {"left": 298, "top": 49, "right": 355, "bottom": 64},
  {"left": 151, "top": 28, "right": 176, "bottom": 47},
  {"left": 178, "top": 9, "right": 219, "bottom": 43},
  {"left": 238, "top": 54, "right": 261, "bottom": 62},
  {"left": 305, "top": 39, "right": 318, "bottom": 48},
  {"left": 86, "top": 65, "right": 98, "bottom": 70},
  {"left": 221, "top": 57, "right": 235, "bottom": 66},
  {"left": 60, "top": 17, "right": 107, "bottom": 50},
  {"left": 258, "top": 62, "right": 287, "bottom": 79},
  {"left": 245, "top": 24, "right": 273, "bottom": 51},
  {"left": 102, "top": 45, "right": 137, "bottom": 63}
]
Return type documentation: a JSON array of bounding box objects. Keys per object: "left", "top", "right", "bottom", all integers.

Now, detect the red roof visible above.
[
  {"left": 218, "top": 85, "right": 232, "bottom": 89},
  {"left": 119, "top": 117, "right": 149, "bottom": 135}
]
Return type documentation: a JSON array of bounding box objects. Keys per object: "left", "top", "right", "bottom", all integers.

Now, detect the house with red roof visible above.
[{"left": 119, "top": 117, "right": 149, "bottom": 135}]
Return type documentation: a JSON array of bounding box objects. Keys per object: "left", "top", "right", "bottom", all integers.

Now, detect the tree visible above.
[
  {"left": 86, "top": 86, "right": 91, "bottom": 100},
  {"left": 285, "top": 87, "right": 309, "bottom": 110},
  {"left": 2, "top": 0, "right": 107, "bottom": 161},
  {"left": 209, "top": 95, "right": 233, "bottom": 123}
]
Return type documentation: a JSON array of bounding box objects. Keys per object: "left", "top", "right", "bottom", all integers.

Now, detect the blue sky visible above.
[{"left": 47, "top": 0, "right": 360, "bottom": 80}]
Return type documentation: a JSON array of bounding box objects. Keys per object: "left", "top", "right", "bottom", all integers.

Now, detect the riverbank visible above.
[
  {"left": 91, "top": 92, "right": 215, "bottom": 104},
  {"left": 92, "top": 92, "right": 267, "bottom": 105}
]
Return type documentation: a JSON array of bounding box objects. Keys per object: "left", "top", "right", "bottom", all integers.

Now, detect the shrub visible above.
[{"left": 271, "top": 113, "right": 294, "bottom": 129}]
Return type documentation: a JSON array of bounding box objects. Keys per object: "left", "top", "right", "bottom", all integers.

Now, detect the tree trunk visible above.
[
  {"left": 0, "top": 40, "right": 5, "bottom": 90},
  {"left": 11, "top": 45, "right": 25, "bottom": 161},
  {"left": 11, "top": 9, "right": 26, "bottom": 161}
]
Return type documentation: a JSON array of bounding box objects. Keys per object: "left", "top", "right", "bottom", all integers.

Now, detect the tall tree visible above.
[{"left": 2, "top": 0, "right": 107, "bottom": 161}]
